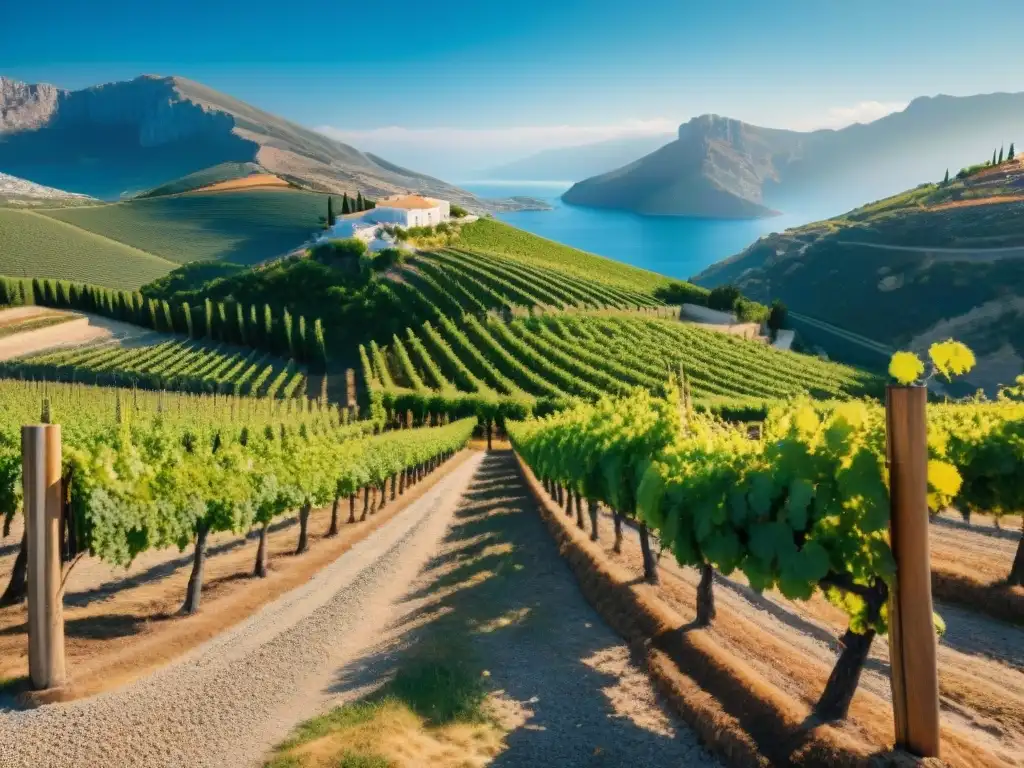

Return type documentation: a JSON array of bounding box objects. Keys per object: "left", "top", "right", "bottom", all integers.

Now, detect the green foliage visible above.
[
  {"left": 449, "top": 203, "right": 469, "bottom": 218},
  {"left": 312, "top": 238, "right": 368, "bottom": 261},
  {"left": 653, "top": 281, "right": 710, "bottom": 305},
  {"left": 708, "top": 284, "right": 743, "bottom": 312},
  {"left": 371, "top": 248, "right": 408, "bottom": 272},
  {"left": 327, "top": 196, "right": 335, "bottom": 227},
  {"left": 341, "top": 193, "right": 352, "bottom": 215},
  {"left": 1010, "top": 143, "right": 1016, "bottom": 161},
  {"left": 508, "top": 391, "right": 980, "bottom": 635}
]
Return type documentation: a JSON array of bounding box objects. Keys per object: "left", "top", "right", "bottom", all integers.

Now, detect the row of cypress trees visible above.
[{"left": 0, "top": 276, "right": 328, "bottom": 371}]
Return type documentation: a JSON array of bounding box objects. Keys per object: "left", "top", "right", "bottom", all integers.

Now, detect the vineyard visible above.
[
  {"left": 509, "top": 384, "right": 1024, "bottom": 765},
  {"left": 0, "top": 380, "right": 473, "bottom": 616},
  {"left": 363, "top": 313, "right": 880, "bottom": 419},
  {"left": 0, "top": 338, "right": 308, "bottom": 397},
  {"left": 457, "top": 218, "right": 683, "bottom": 295}
]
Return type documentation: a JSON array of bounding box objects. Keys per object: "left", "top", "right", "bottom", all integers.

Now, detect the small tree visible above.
[
  {"left": 707, "top": 284, "right": 742, "bottom": 312},
  {"left": 327, "top": 196, "right": 335, "bottom": 227},
  {"left": 313, "top": 318, "right": 327, "bottom": 371},
  {"left": 1010, "top": 143, "right": 1016, "bottom": 161},
  {"left": 943, "top": 168, "right": 949, "bottom": 185},
  {"left": 356, "top": 191, "right": 365, "bottom": 211},
  {"left": 162, "top": 300, "right": 175, "bottom": 333},
  {"left": 993, "top": 149, "right": 998, "bottom": 166},
  {"left": 249, "top": 304, "right": 260, "bottom": 345},
  {"left": 217, "top": 302, "right": 229, "bottom": 343},
  {"left": 999, "top": 146, "right": 1005, "bottom": 164},
  {"left": 297, "top": 315, "right": 308, "bottom": 362},
  {"left": 341, "top": 193, "right": 352, "bottom": 215}
]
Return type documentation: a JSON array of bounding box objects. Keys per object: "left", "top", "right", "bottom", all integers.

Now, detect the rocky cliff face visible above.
[
  {"left": 0, "top": 75, "right": 242, "bottom": 148},
  {"left": 0, "top": 77, "right": 60, "bottom": 132},
  {"left": 0, "top": 74, "right": 502, "bottom": 209}
]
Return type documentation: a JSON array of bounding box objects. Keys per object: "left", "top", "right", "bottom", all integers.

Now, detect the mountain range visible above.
[
  {"left": 478, "top": 133, "right": 675, "bottom": 182},
  {"left": 562, "top": 93, "right": 1024, "bottom": 219},
  {"left": 0, "top": 75, "right": 535, "bottom": 211}
]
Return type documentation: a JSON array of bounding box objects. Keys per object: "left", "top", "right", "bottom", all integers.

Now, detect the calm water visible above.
[{"left": 462, "top": 181, "right": 815, "bottom": 281}]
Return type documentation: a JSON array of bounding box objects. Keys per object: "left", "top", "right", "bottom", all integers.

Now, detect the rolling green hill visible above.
[
  {"left": 695, "top": 158, "right": 1024, "bottom": 392},
  {"left": 0, "top": 207, "right": 175, "bottom": 288},
  {"left": 39, "top": 188, "right": 328, "bottom": 265}
]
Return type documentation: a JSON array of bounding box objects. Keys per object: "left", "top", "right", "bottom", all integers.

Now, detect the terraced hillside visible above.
[
  {"left": 39, "top": 188, "right": 327, "bottom": 265},
  {"left": 1, "top": 338, "right": 307, "bottom": 397},
  {"left": 398, "top": 248, "right": 666, "bottom": 314},
  {"left": 0, "top": 208, "right": 175, "bottom": 289},
  {"left": 458, "top": 218, "right": 684, "bottom": 295},
  {"left": 364, "top": 313, "right": 879, "bottom": 415}
]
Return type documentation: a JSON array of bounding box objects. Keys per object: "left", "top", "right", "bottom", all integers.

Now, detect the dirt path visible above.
[
  {"left": 0, "top": 311, "right": 159, "bottom": 361},
  {"left": 312, "top": 450, "right": 719, "bottom": 767}
]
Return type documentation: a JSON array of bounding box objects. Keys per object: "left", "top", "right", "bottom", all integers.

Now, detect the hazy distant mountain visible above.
[
  {"left": 563, "top": 93, "right": 1024, "bottom": 218},
  {"left": 0, "top": 75, "right": 507, "bottom": 211},
  {"left": 479, "top": 134, "right": 675, "bottom": 181}
]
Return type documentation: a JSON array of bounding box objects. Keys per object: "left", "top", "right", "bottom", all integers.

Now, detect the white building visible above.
[{"left": 363, "top": 195, "right": 451, "bottom": 228}]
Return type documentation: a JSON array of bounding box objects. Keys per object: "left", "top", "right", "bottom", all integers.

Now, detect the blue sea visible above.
[{"left": 460, "top": 181, "right": 816, "bottom": 282}]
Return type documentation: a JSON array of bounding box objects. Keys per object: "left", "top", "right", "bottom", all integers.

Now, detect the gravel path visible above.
[{"left": 0, "top": 454, "right": 483, "bottom": 768}]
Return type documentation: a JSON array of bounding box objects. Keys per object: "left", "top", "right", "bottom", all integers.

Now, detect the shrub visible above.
[
  {"left": 313, "top": 238, "right": 368, "bottom": 260},
  {"left": 371, "top": 247, "right": 408, "bottom": 272},
  {"left": 767, "top": 299, "right": 788, "bottom": 332},
  {"left": 653, "top": 281, "right": 708, "bottom": 305},
  {"left": 450, "top": 203, "right": 469, "bottom": 218},
  {"left": 707, "top": 284, "right": 743, "bottom": 312}
]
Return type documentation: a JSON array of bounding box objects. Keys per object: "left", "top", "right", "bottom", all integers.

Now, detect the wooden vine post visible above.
[
  {"left": 23, "top": 423, "right": 67, "bottom": 690},
  {"left": 885, "top": 384, "right": 940, "bottom": 758}
]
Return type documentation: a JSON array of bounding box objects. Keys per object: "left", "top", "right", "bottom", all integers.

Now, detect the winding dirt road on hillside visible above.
[{"left": 0, "top": 452, "right": 716, "bottom": 768}]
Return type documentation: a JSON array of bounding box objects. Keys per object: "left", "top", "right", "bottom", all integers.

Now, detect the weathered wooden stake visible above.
[
  {"left": 23, "top": 424, "right": 66, "bottom": 690},
  {"left": 886, "top": 385, "right": 940, "bottom": 758}
]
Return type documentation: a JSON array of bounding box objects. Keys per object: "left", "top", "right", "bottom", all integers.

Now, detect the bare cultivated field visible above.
[
  {"left": 0, "top": 309, "right": 157, "bottom": 361},
  {"left": 192, "top": 173, "right": 292, "bottom": 193}
]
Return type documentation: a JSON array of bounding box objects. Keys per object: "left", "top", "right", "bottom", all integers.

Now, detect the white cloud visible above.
[
  {"left": 792, "top": 100, "right": 908, "bottom": 131},
  {"left": 316, "top": 119, "right": 677, "bottom": 152}
]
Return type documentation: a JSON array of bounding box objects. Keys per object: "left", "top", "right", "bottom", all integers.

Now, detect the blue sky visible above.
[{"left": 5, "top": 0, "right": 1024, "bottom": 176}]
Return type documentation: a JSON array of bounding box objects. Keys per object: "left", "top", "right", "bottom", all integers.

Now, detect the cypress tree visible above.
[
  {"left": 993, "top": 148, "right": 998, "bottom": 166},
  {"left": 999, "top": 146, "right": 1005, "bottom": 164},
  {"left": 236, "top": 302, "right": 247, "bottom": 345},
  {"left": 297, "top": 315, "right": 308, "bottom": 362},
  {"left": 31, "top": 279, "right": 43, "bottom": 306},
  {"left": 147, "top": 298, "right": 160, "bottom": 329},
  {"left": 341, "top": 193, "right": 351, "bottom": 215},
  {"left": 356, "top": 191, "right": 365, "bottom": 211},
  {"left": 327, "top": 196, "right": 335, "bottom": 226},
  {"left": 1010, "top": 143, "right": 1017, "bottom": 161},
  {"left": 162, "top": 300, "right": 174, "bottom": 333},
  {"left": 18, "top": 280, "right": 30, "bottom": 306},
  {"left": 943, "top": 168, "right": 949, "bottom": 184},
  {"left": 217, "top": 302, "right": 228, "bottom": 342},
  {"left": 313, "top": 318, "right": 327, "bottom": 371},
  {"left": 0, "top": 277, "right": 10, "bottom": 306},
  {"left": 282, "top": 309, "right": 295, "bottom": 357},
  {"left": 182, "top": 303, "right": 194, "bottom": 338},
  {"left": 205, "top": 298, "right": 214, "bottom": 339},
  {"left": 264, "top": 304, "right": 274, "bottom": 351},
  {"left": 249, "top": 304, "right": 259, "bottom": 345}
]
